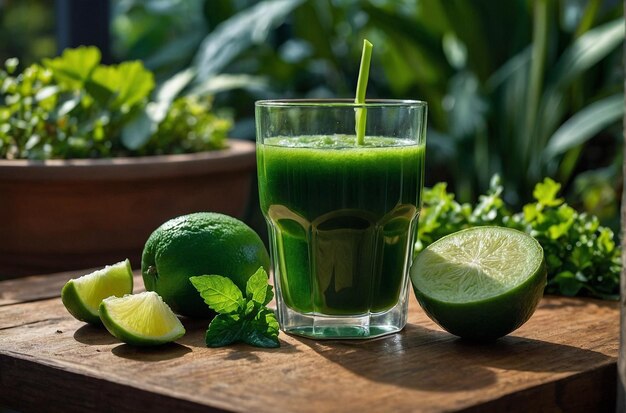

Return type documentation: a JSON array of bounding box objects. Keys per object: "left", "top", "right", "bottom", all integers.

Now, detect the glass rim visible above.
[{"left": 255, "top": 98, "right": 427, "bottom": 108}]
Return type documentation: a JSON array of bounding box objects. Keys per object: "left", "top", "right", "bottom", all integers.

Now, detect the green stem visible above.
[
  {"left": 355, "top": 39, "right": 373, "bottom": 145},
  {"left": 523, "top": 0, "right": 548, "bottom": 176},
  {"left": 571, "top": 0, "right": 600, "bottom": 111},
  {"left": 575, "top": 0, "right": 600, "bottom": 38}
]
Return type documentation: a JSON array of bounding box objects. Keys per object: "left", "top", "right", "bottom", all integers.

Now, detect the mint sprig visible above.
[{"left": 190, "top": 267, "right": 279, "bottom": 348}]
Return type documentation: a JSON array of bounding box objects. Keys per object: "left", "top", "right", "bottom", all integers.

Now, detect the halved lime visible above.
[
  {"left": 99, "top": 291, "right": 185, "bottom": 346},
  {"left": 410, "top": 226, "right": 546, "bottom": 341},
  {"left": 61, "top": 259, "right": 134, "bottom": 324}
]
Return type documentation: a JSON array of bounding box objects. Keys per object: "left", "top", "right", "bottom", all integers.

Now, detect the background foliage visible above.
[
  {"left": 0, "top": 0, "right": 56, "bottom": 66},
  {"left": 109, "top": 0, "right": 623, "bottom": 230},
  {"left": 0, "top": 47, "right": 229, "bottom": 159},
  {"left": 0, "top": 0, "right": 622, "bottom": 228}
]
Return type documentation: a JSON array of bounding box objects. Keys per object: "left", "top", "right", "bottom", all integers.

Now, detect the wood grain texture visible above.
[
  {"left": 0, "top": 275, "right": 619, "bottom": 413},
  {"left": 0, "top": 270, "right": 144, "bottom": 306}
]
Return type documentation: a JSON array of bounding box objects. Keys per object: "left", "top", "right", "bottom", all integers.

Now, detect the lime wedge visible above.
[
  {"left": 61, "top": 259, "right": 134, "bottom": 324},
  {"left": 99, "top": 291, "right": 185, "bottom": 346},
  {"left": 410, "top": 227, "right": 546, "bottom": 341}
]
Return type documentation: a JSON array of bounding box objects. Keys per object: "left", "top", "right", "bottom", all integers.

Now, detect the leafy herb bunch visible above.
[
  {"left": 417, "top": 176, "right": 620, "bottom": 300},
  {"left": 191, "top": 267, "right": 280, "bottom": 348},
  {"left": 0, "top": 47, "right": 230, "bottom": 160}
]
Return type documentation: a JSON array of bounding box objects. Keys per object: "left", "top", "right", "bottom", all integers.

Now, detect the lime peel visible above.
[
  {"left": 61, "top": 259, "right": 134, "bottom": 324},
  {"left": 141, "top": 212, "right": 270, "bottom": 318},
  {"left": 99, "top": 291, "right": 185, "bottom": 346}
]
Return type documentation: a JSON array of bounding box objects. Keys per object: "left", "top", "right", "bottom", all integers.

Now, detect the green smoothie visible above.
[{"left": 258, "top": 135, "right": 424, "bottom": 316}]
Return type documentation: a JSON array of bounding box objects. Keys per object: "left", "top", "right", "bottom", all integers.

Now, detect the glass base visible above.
[{"left": 277, "top": 289, "right": 409, "bottom": 340}]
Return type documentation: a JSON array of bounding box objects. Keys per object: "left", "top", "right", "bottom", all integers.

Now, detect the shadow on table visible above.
[
  {"left": 73, "top": 324, "right": 119, "bottom": 345},
  {"left": 293, "top": 323, "right": 496, "bottom": 391},
  {"left": 456, "top": 333, "right": 614, "bottom": 372},
  {"left": 174, "top": 317, "right": 300, "bottom": 360},
  {"left": 112, "top": 342, "right": 192, "bottom": 361},
  {"left": 73, "top": 321, "right": 193, "bottom": 361},
  {"left": 209, "top": 340, "right": 301, "bottom": 363},
  {"left": 175, "top": 318, "right": 209, "bottom": 348},
  {"left": 294, "top": 322, "right": 613, "bottom": 392}
]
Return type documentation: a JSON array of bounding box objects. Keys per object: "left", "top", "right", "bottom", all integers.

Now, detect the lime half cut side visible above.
[
  {"left": 99, "top": 291, "right": 186, "bottom": 346},
  {"left": 410, "top": 227, "right": 547, "bottom": 341},
  {"left": 61, "top": 259, "right": 134, "bottom": 324}
]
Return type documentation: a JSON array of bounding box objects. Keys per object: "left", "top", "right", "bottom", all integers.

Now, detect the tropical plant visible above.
[
  {"left": 111, "top": 0, "right": 623, "bottom": 221},
  {"left": 361, "top": 0, "right": 624, "bottom": 207}
]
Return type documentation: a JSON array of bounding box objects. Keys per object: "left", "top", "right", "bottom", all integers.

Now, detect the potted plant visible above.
[{"left": 0, "top": 47, "right": 256, "bottom": 278}]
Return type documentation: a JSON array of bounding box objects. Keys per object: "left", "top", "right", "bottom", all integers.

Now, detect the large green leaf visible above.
[
  {"left": 293, "top": 1, "right": 339, "bottom": 63},
  {"left": 484, "top": 45, "right": 536, "bottom": 193},
  {"left": 544, "top": 94, "right": 624, "bottom": 158},
  {"left": 43, "top": 46, "right": 101, "bottom": 88},
  {"left": 190, "top": 74, "right": 268, "bottom": 96},
  {"left": 146, "top": 68, "right": 197, "bottom": 126},
  {"left": 121, "top": 108, "right": 157, "bottom": 150},
  {"left": 548, "top": 18, "right": 624, "bottom": 90},
  {"left": 91, "top": 61, "right": 155, "bottom": 110},
  {"left": 536, "top": 18, "right": 624, "bottom": 145},
  {"left": 445, "top": 71, "right": 488, "bottom": 139},
  {"left": 143, "top": 31, "right": 204, "bottom": 72},
  {"left": 192, "top": 0, "right": 304, "bottom": 82},
  {"left": 437, "top": 0, "right": 492, "bottom": 80},
  {"left": 156, "top": 68, "right": 196, "bottom": 103},
  {"left": 362, "top": 4, "right": 449, "bottom": 75}
]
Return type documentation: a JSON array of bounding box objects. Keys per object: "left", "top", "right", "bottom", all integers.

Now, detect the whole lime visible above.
[
  {"left": 410, "top": 226, "right": 547, "bottom": 341},
  {"left": 141, "top": 212, "right": 270, "bottom": 318}
]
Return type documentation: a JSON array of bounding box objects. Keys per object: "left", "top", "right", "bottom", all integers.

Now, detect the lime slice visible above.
[
  {"left": 61, "top": 259, "right": 134, "bottom": 324},
  {"left": 410, "top": 226, "right": 546, "bottom": 341},
  {"left": 99, "top": 291, "right": 185, "bottom": 346}
]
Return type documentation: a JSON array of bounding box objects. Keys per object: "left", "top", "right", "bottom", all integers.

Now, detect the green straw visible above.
[{"left": 355, "top": 39, "right": 373, "bottom": 146}]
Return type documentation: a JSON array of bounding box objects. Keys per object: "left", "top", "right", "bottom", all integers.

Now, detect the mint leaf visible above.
[
  {"left": 242, "top": 308, "right": 280, "bottom": 348},
  {"left": 192, "top": 269, "right": 281, "bottom": 349},
  {"left": 246, "top": 267, "right": 273, "bottom": 305},
  {"left": 190, "top": 275, "right": 244, "bottom": 314},
  {"left": 205, "top": 313, "right": 243, "bottom": 347}
]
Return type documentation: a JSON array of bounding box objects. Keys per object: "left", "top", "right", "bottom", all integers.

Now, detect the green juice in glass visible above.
[{"left": 258, "top": 135, "right": 424, "bottom": 317}]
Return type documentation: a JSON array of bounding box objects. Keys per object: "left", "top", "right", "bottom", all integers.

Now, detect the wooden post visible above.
[
  {"left": 55, "top": 0, "right": 111, "bottom": 63},
  {"left": 618, "top": 17, "right": 626, "bottom": 410}
]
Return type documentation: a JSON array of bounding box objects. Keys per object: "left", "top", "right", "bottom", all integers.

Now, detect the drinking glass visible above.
[{"left": 256, "top": 99, "right": 427, "bottom": 339}]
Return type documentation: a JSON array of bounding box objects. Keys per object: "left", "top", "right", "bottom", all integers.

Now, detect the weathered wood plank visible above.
[
  {"left": 0, "top": 270, "right": 143, "bottom": 306},
  {"left": 0, "top": 353, "right": 228, "bottom": 413},
  {"left": 0, "top": 287, "right": 619, "bottom": 413}
]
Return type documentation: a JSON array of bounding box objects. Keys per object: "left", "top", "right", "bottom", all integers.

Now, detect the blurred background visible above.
[{"left": 1, "top": 0, "right": 623, "bottom": 232}]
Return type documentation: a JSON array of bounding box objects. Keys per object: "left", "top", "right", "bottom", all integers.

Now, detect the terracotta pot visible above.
[{"left": 0, "top": 139, "right": 257, "bottom": 278}]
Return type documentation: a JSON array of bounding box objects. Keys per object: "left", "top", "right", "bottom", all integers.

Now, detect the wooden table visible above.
[{"left": 0, "top": 270, "right": 619, "bottom": 412}]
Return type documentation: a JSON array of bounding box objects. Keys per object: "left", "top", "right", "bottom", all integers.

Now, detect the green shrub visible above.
[{"left": 0, "top": 46, "right": 230, "bottom": 159}]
